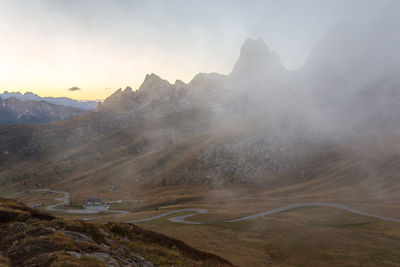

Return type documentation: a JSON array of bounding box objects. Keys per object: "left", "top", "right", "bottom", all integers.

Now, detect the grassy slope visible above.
[{"left": 134, "top": 206, "right": 400, "bottom": 267}]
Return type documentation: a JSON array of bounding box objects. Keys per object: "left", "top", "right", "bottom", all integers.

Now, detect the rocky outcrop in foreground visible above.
[{"left": 0, "top": 197, "right": 232, "bottom": 266}]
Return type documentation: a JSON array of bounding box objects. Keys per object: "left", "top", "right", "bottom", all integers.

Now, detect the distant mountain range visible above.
[
  {"left": 0, "top": 91, "right": 98, "bottom": 111},
  {"left": 0, "top": 97, "right": 87, "bottom": 125}
]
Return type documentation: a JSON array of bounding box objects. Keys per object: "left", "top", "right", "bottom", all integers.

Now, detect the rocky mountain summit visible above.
[
  {"left": 230, "top": 38, "right": 287, "bottom": 81},
  {"left": 98, "top": 72, "right": 227, "bottom": 120},
  {"left": 0, "top": 197, "right": 232, "bottom": 266},
  {"left": 98, "top": 74, "right": 189, "bottom": 117}
]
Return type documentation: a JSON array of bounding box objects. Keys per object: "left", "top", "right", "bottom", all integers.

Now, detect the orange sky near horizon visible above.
[
  {"left": 0, "top": 69, "right": 210, "bottom": 101},
  {"left": 0, "top": 54, "right": 233, "bottom": 101}
]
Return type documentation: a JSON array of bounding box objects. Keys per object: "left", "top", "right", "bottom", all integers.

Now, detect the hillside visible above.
[{"left": 0, "top": 197, "right": 232, "bottom": 266}]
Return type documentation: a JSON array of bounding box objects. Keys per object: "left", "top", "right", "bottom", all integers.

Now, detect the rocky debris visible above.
[
  {"left": 66, "top": 251, "right": 151, "bottom": 267},
  {"left": 61, "top": 230, "right": 94, "bottom": 243},
  {"left": 187, "top": 129, "right": 326, "bottom": 185},
  {"left": 0, "top": 198, "right": 233, "bottom": 266}
]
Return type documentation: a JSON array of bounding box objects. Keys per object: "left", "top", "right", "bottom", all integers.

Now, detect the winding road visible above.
[
  {"left": 6, "top": 189, "right": 400, "bottom": 224},
  {"left": 127, "top": 208, "right": 207, "bottom": 224},
  {"left": 127, "top": 203, "right": 400, "bottom": 224},
  {"left": 226, "top": 202, "right": 400, "bottom": 223},
  {"left": 6, "top": 189, "right": 128, "bottom": 218}
]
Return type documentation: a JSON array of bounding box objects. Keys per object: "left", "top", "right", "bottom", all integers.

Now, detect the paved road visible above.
[
  {"left": 7, "top": 190, "right": 400, "bottom": 224},
  {"left": 82, "top": 210, "right": 130, "bottom": 221},
  {"left": 6, "top": 189, "right": 127, "bottom": 217},
  {"left": 7, "top": 188, "right": 73, "bottom": 212},
  {"left": 127, "top": 209, "right": 207, "bottom": 224},
  {"left": 127, "top": 203, "right": 400, "bottom": 224},
  {"left": 46, "top": 190, "right": 70, "bottom": 211},
  {"left": 226, "top": 202, "right": 400, "bottom": 223}
]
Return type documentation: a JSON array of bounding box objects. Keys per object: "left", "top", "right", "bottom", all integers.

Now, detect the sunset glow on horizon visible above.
[{"left": 0, "top": 0, "right": 389, "bottom": 100}]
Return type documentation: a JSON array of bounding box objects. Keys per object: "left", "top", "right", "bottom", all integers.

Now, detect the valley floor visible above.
[{"left": 5, "top": 185, "right": 400, "bottom": 266}]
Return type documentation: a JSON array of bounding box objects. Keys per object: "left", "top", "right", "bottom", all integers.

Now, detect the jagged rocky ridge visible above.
[{"left": 97, "top": 72, "right": 227, "bottom": 119}]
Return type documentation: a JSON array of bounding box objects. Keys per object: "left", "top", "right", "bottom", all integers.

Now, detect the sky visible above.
[{"left": 0, "top": 0, "right": 391, "bottom": 100}]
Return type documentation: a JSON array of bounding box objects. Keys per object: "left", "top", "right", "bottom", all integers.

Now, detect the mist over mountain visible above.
[
  {"left": 0, "top": 2, "right": 399, "bottom": 204},
  {"left": 230, "top": 38, "right": 287, "bottom": 81},
  {"left": 0, "top": 91, "right": 98, "bottom": 111},
  {"left": 97, "top": 2, "right": 400, "bottom": 139},
  {"left": 298, "top": 3, "right": 400, "bottom": 135}
]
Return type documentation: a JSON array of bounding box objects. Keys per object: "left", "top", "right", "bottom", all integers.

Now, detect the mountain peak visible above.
[
  {"left": 138, "top": 73, "right": 172, "bottom": 93},
  {"left": 123, "top": 86, "right": 133, "bottom": 94},
  {"left": 174, "top": 79, "right": 187, "bottom": 90},
  {"left": 230, "top": 38, "right": 285, "bottom": 79},
  {"left": 241, "top": 38, "right": 270, "bottom": 56},
  {"left": 143, "top": 73, "right": 164, "bottom": 83}
]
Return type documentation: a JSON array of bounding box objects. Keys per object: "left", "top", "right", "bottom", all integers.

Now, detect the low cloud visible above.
[{"left": 68, "top": 86, "right": 81, "bottom": 92}]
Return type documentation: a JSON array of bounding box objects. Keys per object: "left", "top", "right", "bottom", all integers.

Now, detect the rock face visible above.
[
  {"left": 99, "top": 74, "right": 184, "bottom": 115},
  {"left": 230, "top": 38, "right": 286, "bottom": 81},
  {"left": 0, "top": 197, "right": 232, "bottom": 267},
  {"left": 0, "top": 97, "right": 86, "bottom": 125},
  {"left": 98, "top": 72, "right": 227, "bottom": 118},
  {"left": 0, "top": 91, "right": 98, "bottom": 111}
]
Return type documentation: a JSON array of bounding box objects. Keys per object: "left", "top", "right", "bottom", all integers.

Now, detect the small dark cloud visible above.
[{"left": 68, "top": 86, "right": 81, "bottom": 92}]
